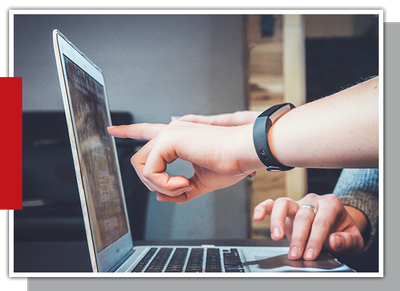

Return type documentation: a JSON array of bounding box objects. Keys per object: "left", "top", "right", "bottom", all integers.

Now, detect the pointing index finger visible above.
[{"left": 107, "top": 123, "right": 167, "bottom": 140}]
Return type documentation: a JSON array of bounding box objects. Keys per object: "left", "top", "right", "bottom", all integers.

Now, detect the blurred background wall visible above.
[{"left": 14, "top": 13, "right": 249, "bottom": 240}]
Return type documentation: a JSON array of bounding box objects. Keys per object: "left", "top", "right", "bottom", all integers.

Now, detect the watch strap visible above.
[{"left": 253, "top": 103, "right": 295, "bottom": 172}]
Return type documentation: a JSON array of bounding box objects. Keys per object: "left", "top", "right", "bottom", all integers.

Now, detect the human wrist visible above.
[
  {"left": 254, "top": 104, "right": 295, "bottom": 171},
  {"left": 234, "top": 123, "right": 265, "bottom": 173}
]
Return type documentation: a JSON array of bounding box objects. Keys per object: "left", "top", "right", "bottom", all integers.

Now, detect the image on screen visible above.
[{"left": 64, "top": 56, "right": 129, "bottom": 253}]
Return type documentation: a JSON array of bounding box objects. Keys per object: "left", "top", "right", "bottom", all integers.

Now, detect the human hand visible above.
[
  {"left": 177, "top": 111, "right": 261, "bottom": 126},
  {"left": 108, "top": 120, "right": 264, "bottom": 203},
  {"left": 253, "top": 193, "right": 366, "bottom": 260}
]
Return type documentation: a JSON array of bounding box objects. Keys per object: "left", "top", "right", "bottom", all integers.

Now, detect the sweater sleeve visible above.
[{"left": 332, "top": 168, "right": 379, "bottom": 251}]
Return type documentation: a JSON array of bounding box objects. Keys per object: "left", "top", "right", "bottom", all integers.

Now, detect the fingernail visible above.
[
  {"left": 305, "top": 248, "right": 315, "bottom": 260},
  {"left": 272, "top": 226, "right": 281, "bottom": 239},
  {"left": 289, "top": 247, "right": 299, "bottom": 258}
]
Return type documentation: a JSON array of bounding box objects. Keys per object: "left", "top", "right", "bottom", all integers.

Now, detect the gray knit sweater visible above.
[{"left": 332, "top": 168, "right": 379, "bottom": 251}]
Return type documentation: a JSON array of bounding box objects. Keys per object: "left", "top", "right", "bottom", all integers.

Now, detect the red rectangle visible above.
[{"left": 0, "top": 77, "right": 22, "bottom": 210}]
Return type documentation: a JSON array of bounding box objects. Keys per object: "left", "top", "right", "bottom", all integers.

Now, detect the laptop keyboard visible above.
[
  {"left": 166, "top": 248, "right": 189, "bottom": 272},
  {"left": 185, "top": 248, "right": 204, "bottom": 272},
  {"left": 131, "top": 247, "right": 244, "bottom": 273}
]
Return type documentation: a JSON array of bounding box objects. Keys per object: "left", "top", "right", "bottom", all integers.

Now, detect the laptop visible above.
[{"left": 53, "top": 29, "right": 353, "bottom": 273}]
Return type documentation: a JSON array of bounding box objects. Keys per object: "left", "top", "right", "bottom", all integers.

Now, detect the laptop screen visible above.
[{"left": 63, "top": 55, "right": 129, "bottom": 253}]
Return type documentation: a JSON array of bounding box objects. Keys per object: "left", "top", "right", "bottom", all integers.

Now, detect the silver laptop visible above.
[{"left": 53, "top": 29, "right": 353, "bottom": 273}]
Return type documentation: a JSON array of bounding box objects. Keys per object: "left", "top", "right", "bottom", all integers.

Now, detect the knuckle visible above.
[
  {"left": 142, "top": 167, "right": 152, "bottom": 180},
  {"left": 276, "top": 197, "right": 293, "bottom": 206},
  {"left": 324, "top": 194, "right": 341, "bottom": 204},
  {"left": 312, "top": 217, "right": 331, "bottom": 229},
  {"left": 322, "top": 194, "right": 343, "bottom": 213},
  {"left": 130, "top": 154, "right": 138, "bottom": 165},
  {"left": 305, "top": 193, "right": 318, "bottom": 200}
]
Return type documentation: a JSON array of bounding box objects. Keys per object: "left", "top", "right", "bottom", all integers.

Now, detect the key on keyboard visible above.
[
  {"left": 185, "top": 248, "right": 204, "bottom": 272},
  {"left": 165, "top": 248, "right": 189, "bottom": 272},
  {"left": 205, "top": 248, "right": 222, "bottom": 272},
  {"left": 144, "top": 248, "right": 174, "bottom": 272},
  {"left": 223, "top": 248, "right": 245, "bottom": 272},
  {"left": 131, "top": 247, "right": 157, "bottom": 272}
]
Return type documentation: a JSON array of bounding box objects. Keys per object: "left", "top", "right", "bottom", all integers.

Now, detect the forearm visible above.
[
  {"left": 108, "top": 78, "right": 380, "bottom": 202},
  {"left": 268, "top": 77, "right": 379, "bottom": 169}
]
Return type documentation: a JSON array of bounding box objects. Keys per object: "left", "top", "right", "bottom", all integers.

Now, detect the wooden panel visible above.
[
  {"left": 246, "top": 15, "right": 285, "bottom": 238},
  {"left": 245, "top": 15, "right": 307, "bottom": 239},
  {"left": 283, "top": 15, "right": 308, "bottom": 201}
]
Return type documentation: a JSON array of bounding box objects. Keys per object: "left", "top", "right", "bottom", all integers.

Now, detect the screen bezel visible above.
[{"left": 53, "top": 29, "right": 133, "bottom": 272}]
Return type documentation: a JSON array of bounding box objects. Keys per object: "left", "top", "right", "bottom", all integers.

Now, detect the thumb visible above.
[{"left": 329, "top": 232, "right": 364, "bottom": 254}]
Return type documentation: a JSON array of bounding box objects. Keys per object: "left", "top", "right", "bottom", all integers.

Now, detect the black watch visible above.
[{"left": 253, "top": 103, "right": 295, "bottom": 172}]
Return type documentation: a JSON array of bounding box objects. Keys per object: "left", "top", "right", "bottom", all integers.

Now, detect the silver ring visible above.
[{"left": 300, "top": 203, "right": 317, "bottom": 214}]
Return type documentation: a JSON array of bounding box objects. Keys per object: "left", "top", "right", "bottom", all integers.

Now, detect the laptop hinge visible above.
[{"left": 108, "top": 249, "right": 136, "bottom": 272}]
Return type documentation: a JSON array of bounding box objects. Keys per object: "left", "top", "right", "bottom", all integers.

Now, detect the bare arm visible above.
[
  {"left": 108, "top": 77, "right": 379, "bottom": 201},
  {"left": 269, "top": 76, "right": 379, "bottom": 169}
]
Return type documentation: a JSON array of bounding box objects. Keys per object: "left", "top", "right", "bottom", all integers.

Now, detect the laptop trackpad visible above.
[{"left": 241, "top": 247, "right": 353, "bottom": 272}]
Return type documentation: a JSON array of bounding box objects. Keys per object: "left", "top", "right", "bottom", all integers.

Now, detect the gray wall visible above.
[{"left": 15, "top": 13, "right": 248, "bottom": 240}]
